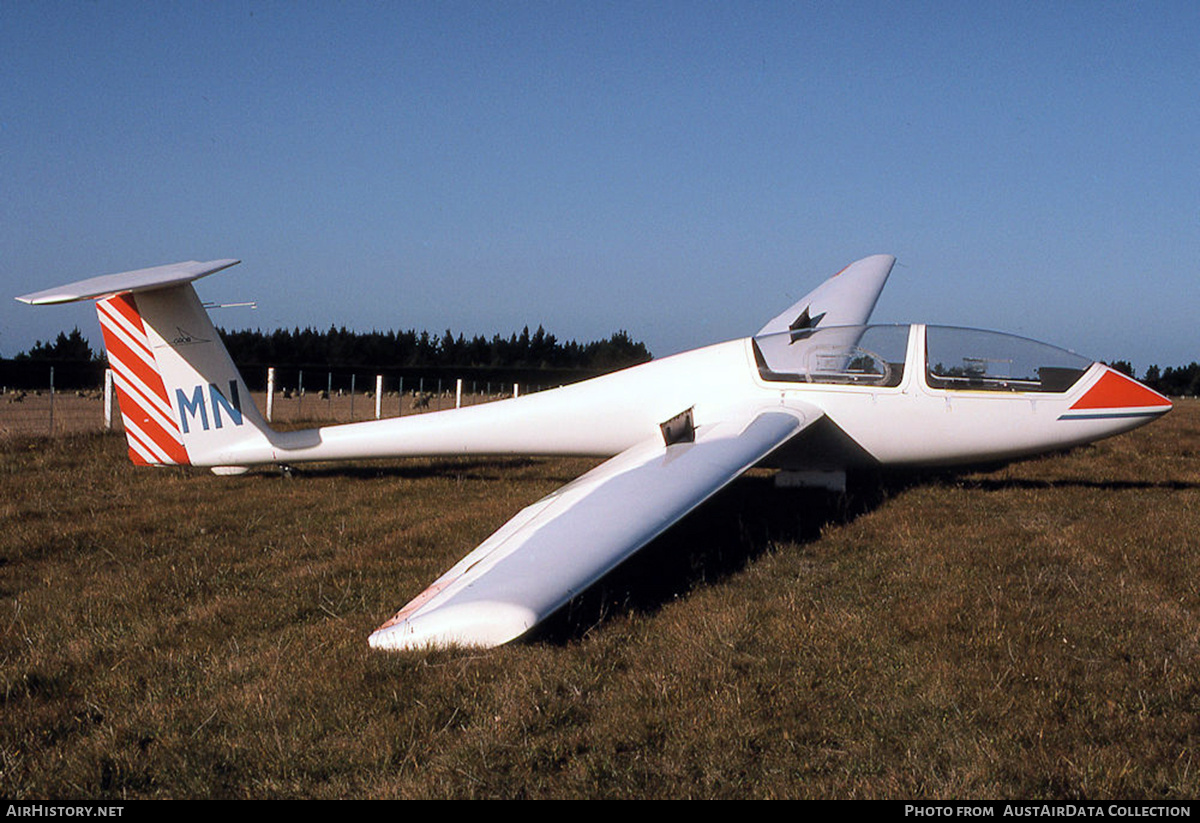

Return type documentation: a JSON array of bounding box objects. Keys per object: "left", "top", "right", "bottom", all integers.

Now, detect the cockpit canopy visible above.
[
  {"left": 752, "top": 324, "right": 1094, "bottom": 393},
  {"left": 753, "top": 324, "right": 909, "bottom": 387}
]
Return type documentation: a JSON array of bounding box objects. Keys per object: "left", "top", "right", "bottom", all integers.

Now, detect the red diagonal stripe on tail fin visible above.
[{"left": 96, "top": 294, "right": 190, "bottom": 466}]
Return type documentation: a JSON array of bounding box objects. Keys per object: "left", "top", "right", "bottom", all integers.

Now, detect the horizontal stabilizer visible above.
[{"left": 16, "top": 259, "right": 240, "bottom": 305}]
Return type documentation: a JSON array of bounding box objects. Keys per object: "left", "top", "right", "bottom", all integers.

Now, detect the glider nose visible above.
[{"left": 1062, "top": 365, "right": 1172, "bottom": 426}]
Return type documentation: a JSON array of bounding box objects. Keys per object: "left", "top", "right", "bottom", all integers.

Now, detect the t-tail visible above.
[{"left": 16, "top": 260, "right": 278, "bottom": 469}]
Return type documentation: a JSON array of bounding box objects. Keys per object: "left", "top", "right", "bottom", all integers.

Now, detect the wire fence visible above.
[{"left": 0, "top": 368, "right": 544, "bottom": 439}]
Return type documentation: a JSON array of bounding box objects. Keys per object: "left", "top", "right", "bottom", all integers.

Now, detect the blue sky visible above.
[{"left": 3, "top": 1, "right": 1197, "bottom": 372}]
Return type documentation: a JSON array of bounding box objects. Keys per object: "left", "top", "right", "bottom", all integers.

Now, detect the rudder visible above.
[{"left": 96, "top": 291, "right": 191, "bottom": 465}]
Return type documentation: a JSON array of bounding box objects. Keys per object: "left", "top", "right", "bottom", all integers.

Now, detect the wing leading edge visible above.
[{"left": 369, "top": 405, "right": 821, "bottom": 650}]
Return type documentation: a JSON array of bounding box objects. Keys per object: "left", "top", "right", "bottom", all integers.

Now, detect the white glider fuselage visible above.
[
  {"left": 229, "top": 324, "right": 1164, "bottom": 473},
  {"left": 254, "top": 338, "right": 761, "bottom": 464}
]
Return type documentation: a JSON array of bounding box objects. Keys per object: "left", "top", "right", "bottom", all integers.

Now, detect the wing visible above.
[
  {"left": 369, "top": 406, "right": 820, "bottom": 650},
  {"left": 757, "top": 254, "right": 895, "bottom": 336}
]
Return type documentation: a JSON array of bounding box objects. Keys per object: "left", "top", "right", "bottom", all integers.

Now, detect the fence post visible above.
[
  {"left": 350, "top": 374, "right": 356, "bottom": 420},
  {"left": 514, "top": 382, "right": 520, "bottom": 398},
  {"left": 48, "top": 366, "right": 55, "bottom": 435},
  {"left": 455, "top": 378, "right": 462, "bottom": 409},
  {"left": 398, "top": 377, "right": 404, "bottom": 417},
  {"left": 375, "top": 374, "right": 383, "bottom": 419},
  {"left": 298, "top": 370, "right": 304, "bottom": 418},
  {"left": 104, "top": 368, "right": 114, "bottom": 430},
  {"left": 266, "top": 367, "right": 275, "bottom": 422}
]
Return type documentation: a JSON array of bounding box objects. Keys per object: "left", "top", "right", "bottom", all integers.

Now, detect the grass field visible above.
[{"left": 2, "top": 400, "right": 1198, "bottom": 798}]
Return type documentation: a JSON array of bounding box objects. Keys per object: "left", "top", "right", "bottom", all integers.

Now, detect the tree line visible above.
[
  {"left": 12, "top": 324, "right": 653, "bottom": 372},
  {"left": 216, "top": 324, "right": 651, "bottom": 371},
  {"left": 12, "top": 328, "right": 1200, "bottom": 396},
  {"left": 1108, "top": 360, "right": 1200, "bottom": 398}
]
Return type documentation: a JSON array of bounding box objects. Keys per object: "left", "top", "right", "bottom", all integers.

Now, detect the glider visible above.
[{"left": 16, "top": 255, "right": 1172, "bottom": 650}]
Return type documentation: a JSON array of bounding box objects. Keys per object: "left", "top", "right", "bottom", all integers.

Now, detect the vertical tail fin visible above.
[{"left": 17, "top": 260, "right": 277, "bottom": 468}]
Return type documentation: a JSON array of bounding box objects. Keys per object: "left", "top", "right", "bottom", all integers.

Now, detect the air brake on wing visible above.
[{"left": 660, "top": 407, "right": 696, "bottom": 446}]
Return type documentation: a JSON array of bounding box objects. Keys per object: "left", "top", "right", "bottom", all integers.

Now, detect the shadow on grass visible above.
[
  {"left": 246, "top": 455, "right": 1200, "bottom": 648},
  {"left": 528, "top": 463, "right": 1200, "bottom": 646},
  {"left": 252, "top": 455, "right": 546, "bottom": 481},
  {"left": 957, "top": 477, "right": 1200, "bottom": 492},
  {"left": 527, "top": 468, "right": 933, "bottom": 646}
]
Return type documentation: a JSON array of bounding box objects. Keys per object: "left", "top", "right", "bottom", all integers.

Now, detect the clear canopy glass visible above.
[
  {"left": 752, "top": 324, "right": 1093, "bottom": 393},
  {"left": 924, "top": 326, "right": 1092, "bottom": 393},
  {"left": 753, "top": 324, "right": 910, "bottom": 386}
]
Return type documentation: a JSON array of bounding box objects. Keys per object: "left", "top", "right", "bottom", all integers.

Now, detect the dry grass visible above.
[{"left": 1, "top": 401, "right": 1198, "bottom": 798}]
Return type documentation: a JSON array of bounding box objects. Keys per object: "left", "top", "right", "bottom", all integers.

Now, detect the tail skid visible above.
[{"left": 17, "top": 260, "right": 277, "bottom": 469}]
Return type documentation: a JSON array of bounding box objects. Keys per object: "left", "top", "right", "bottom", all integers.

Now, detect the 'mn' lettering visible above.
[{"left": 176, "top": 381, "right": 244, "bottom": 433}]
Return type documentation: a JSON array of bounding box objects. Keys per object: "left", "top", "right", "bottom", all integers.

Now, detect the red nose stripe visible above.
[{"left": 1071, "top": 370, "right": 1172, "bottom": 410}]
